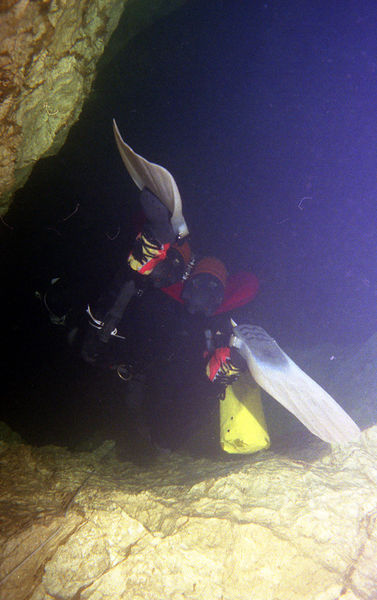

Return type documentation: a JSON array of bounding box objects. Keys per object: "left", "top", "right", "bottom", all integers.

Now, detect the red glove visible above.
[{"left": 206, "top": 347, "right": 243, "bottom": 385}]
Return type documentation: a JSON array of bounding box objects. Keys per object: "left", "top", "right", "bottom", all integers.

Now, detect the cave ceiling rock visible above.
[
  {"left": 0, "top": 0, "right": 186, "bottom": 215},
  {"left": 0, "top": 427, "right": 377, "bottom": 599}
]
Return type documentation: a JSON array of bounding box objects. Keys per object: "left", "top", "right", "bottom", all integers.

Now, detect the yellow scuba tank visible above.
[{"left": 220, "top": 371, "right": 270, "bottom": 454}]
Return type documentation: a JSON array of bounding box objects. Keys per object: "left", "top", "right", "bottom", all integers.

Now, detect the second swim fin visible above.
[{"left": 230, "top": 323, "right": 361, "bottom": 444}]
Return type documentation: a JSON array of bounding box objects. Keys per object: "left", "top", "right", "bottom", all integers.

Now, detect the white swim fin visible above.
[
  {"left": 230, "top": 323, "right": 361, "bottom": 444},
  {"left": 112, "top": 119, "right": 189, "bottom": 239}
]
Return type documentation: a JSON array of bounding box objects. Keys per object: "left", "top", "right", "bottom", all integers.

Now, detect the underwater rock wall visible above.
[
  {"left": 0, "top": 0, "right": 185, "bottom": 214},
  {"left": 0, "top": 428, "right": 377, "bottom": 600}
]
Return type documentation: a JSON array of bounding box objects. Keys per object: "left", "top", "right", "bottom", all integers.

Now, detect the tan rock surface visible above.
[
  {"left": 0, "top": 0, "right": 185, "bottom": 214},
  {"left": 0, "top": 426, "right": 376, "bottom": 600}
]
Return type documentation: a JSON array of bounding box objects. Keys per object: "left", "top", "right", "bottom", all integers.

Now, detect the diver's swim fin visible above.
[
  {"left": 230, "top": 323, "right": 361, "bottom": 444},
  {"left": 112, "top": 119, "right": 189, "bottom": 239}
]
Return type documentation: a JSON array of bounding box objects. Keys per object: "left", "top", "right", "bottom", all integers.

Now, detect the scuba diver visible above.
[
  {"left": 109, "top": 122, "right": 360, "bottom": 448},
  {"left": 39, "top": 120, "right": 361, "bottom": 452},
  {"left": 78, "top": 120, "right": 259, "bottom": 377},
  {"left": 80, "top": 190, "right": 259, "bottom": 376}
]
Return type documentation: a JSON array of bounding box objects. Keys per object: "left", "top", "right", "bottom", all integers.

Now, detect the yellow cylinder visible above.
[{"left": 220, "top": 372, "right": 270, "bottom": 454}]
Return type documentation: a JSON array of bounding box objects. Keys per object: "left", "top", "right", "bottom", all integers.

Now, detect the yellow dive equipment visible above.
[{"left": 220, "top": 371, "right": 270, "bottom": 454}]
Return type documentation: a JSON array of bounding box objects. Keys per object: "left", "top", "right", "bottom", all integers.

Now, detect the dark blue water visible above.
[{"left": 2, "top": 0, "right": 376, "bottom": 449}]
